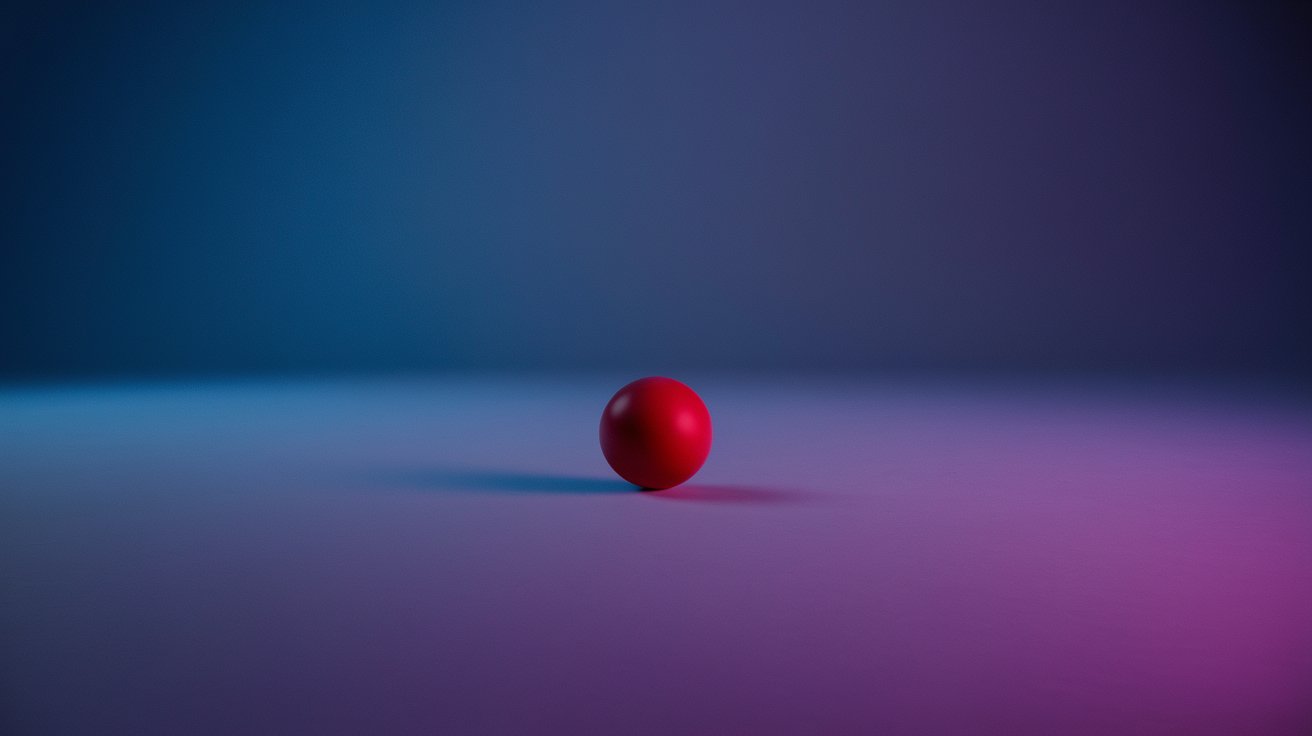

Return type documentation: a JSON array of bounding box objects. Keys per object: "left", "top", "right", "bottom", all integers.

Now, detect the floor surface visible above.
[{"left": 3, "top": 377, "right": 1310, "bottom": 734}]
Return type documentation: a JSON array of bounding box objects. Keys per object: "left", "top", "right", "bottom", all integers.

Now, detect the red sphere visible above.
[{"left": 600, "top": 377, "right": 712, "bottom": 490}]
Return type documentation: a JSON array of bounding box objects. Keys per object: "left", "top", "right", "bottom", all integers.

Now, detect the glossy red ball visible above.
[{"left": 599, "top": 377, "right": 712, "bottom": 490}]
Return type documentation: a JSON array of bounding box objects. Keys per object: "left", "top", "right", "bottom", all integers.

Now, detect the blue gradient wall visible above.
[{"left": 4, "top": 1, "right": 1310, "bottom": 378}]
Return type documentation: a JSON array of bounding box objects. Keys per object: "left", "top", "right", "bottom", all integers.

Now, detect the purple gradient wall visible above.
[{"left": 3, "top": 0, "right": 1310, "bottom": 378}]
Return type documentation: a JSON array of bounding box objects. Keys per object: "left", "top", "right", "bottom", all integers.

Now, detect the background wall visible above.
[{"left": 4, "top": 0, "right": 1310, "bottom": 379}]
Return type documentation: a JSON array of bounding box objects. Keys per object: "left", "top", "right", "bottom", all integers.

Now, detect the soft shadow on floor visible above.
[
  {"left": 376, "top": 468, "right": 633, "bottom": 494},
  {"left": 371, "top": 468, "right": 807, "bottom": 503},
  {"left": 639, "top": 483, "right": 808, "bottom": 505}
]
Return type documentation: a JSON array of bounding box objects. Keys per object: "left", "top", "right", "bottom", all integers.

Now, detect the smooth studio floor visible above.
[{"left": 3, "top": 377, "right": 1311, "bottom": 735}]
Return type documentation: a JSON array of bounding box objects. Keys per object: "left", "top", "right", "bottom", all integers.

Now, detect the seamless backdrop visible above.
[{"left": 4, "top": 0, "right": 1310, "bottom": 379}]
